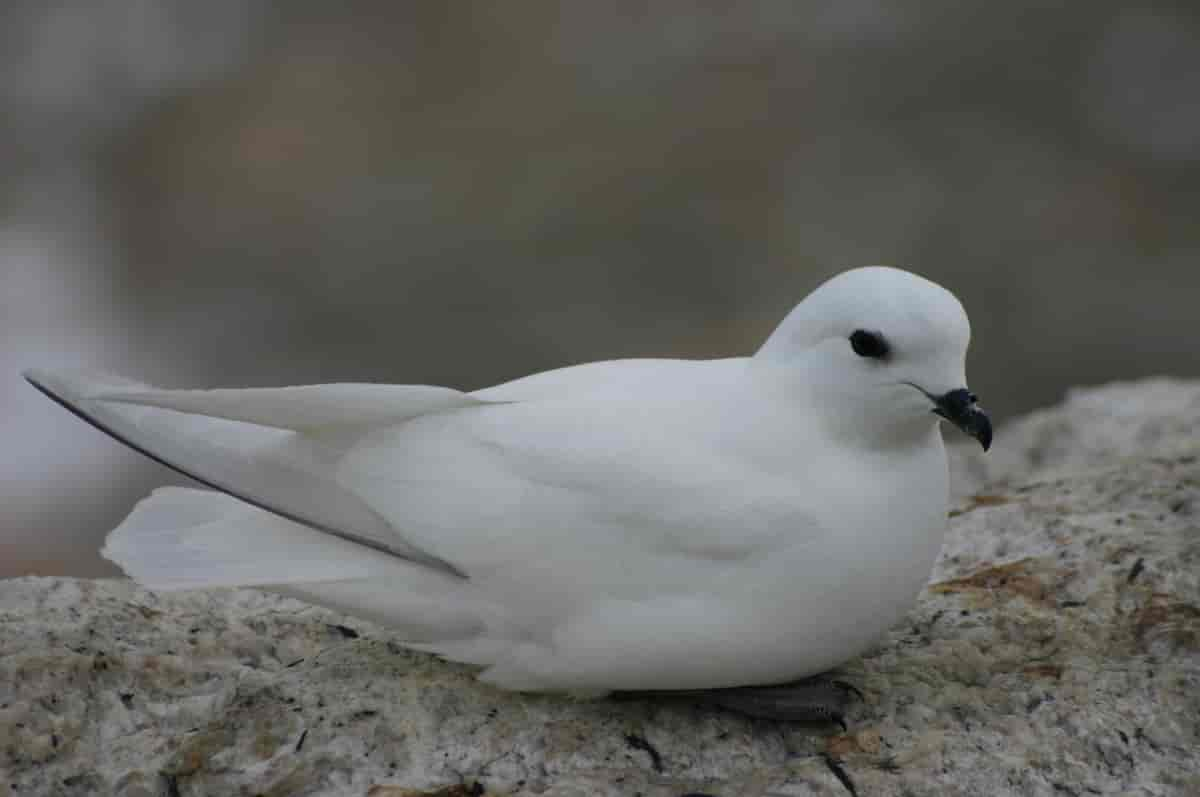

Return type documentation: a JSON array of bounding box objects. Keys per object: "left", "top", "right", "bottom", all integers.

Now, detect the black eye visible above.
[{"left": 849, "top": 329, "right": 890, "bottom": 359}]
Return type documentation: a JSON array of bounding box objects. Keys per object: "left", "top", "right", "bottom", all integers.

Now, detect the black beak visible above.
[{"left": 933, "top": 388, "right": 992, "bottom": 451}]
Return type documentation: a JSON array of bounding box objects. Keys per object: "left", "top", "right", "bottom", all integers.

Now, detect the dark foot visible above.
[
  {"left": 695, "top": 676, "right": 862, "bottom": 727},
  {"left": 625, "top": 675, "right": 863, "bottom": 728}
]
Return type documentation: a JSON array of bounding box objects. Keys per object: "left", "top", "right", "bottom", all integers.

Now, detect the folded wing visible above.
[{"left": 24, "top": 369, "right": 497, "bottom": 578}]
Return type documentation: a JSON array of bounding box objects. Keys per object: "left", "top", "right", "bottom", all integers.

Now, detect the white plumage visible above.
[{"left": 27, "top": 266, "right": 988, "bottom": 693}]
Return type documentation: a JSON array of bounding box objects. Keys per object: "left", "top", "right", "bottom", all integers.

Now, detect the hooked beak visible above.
[{"left": 932, "top": 388, "right": 992, "bottom": 451}]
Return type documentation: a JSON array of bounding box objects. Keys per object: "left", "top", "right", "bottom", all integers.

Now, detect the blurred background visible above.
[{"left": 3, "top": 1, "right": 1199, "bottom": 577}]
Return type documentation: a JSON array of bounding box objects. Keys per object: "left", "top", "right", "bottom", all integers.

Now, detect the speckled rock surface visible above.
[{"left": 4, "top": 380, "right": 1199, "bottom": 796}]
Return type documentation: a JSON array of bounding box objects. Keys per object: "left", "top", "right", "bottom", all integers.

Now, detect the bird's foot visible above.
[{"left": 659, "top": 675, "right": 863, "bottom": 728}]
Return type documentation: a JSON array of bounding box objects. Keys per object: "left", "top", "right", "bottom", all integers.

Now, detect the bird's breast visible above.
[{"left": 718, "top": 433, "right": 951, "bottom": 677}]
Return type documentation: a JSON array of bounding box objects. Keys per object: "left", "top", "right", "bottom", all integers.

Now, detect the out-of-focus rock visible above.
[
  {"left": 950, "top": 377, "right": 1200, "bottom": 497},
  {"left": 3, "top": 379, "right": 1199, "bottom": 796}
]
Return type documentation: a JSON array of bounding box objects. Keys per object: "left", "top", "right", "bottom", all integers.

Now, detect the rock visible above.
[
  {"left": 3, "top": 379, "right": 1199, "bottom": 796},
  {"left": 949, "top": 377, "right": 1200, "bottom": 497}
]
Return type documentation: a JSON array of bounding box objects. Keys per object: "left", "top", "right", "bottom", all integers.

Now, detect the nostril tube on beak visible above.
[{"left": 933, "top": 388, "right": 992, "bottom": 451}]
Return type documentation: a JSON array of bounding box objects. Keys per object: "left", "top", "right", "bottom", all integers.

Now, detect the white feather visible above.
[
  {"left": 104, "top": 487, "right": 496, "bottom": 640},
  {"left": 103, "top": 486, "right": 392, "bottom": 589},
  {"left": 90, "top": 382, "right": 490, "bottom": 431}
]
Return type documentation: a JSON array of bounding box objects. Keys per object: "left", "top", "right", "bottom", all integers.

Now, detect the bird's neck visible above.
[{"left": 749, "top": 357, "right": 942, "bottom": 454}]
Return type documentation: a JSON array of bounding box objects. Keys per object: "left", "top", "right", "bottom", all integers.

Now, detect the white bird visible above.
[{"left": 26, "top": 266, "right": 989, "bottom": 714}]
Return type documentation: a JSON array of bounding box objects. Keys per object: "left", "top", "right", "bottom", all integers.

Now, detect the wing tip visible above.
[
  {"left": 22, "top": 368, "right": 51, "bottom": 393},
  {"left": 23, "top": 369, "right": 82, "bottom": 413},
  {"left": 24, "top": 368, "right": 147, "bottom": 402}
]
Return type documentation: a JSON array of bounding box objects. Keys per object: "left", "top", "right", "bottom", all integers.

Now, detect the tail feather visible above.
[
  {"left": 102, "top": 487, "right": 392, "bottom": 590},
  {"left": 105, "top": 487, "right": 490, "bottom": 641}
]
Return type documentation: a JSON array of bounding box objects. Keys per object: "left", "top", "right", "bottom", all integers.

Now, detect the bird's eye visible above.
[{"left": 849, "top": 329, "right": 890, "bottom": 359}]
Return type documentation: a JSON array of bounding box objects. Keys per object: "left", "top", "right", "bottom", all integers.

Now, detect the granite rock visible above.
[{"left": 3, "top": 379, "right": 1199, "bottom": 796}]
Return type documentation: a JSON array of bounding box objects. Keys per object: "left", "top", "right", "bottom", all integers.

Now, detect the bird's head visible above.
[{"left": 756, "top": 266, "right": 991, "bottom": 451}]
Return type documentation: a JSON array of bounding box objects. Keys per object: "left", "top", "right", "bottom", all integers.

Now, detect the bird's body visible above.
[{"left": 27, "top": 266, "right": 989, "bottom": 694}]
